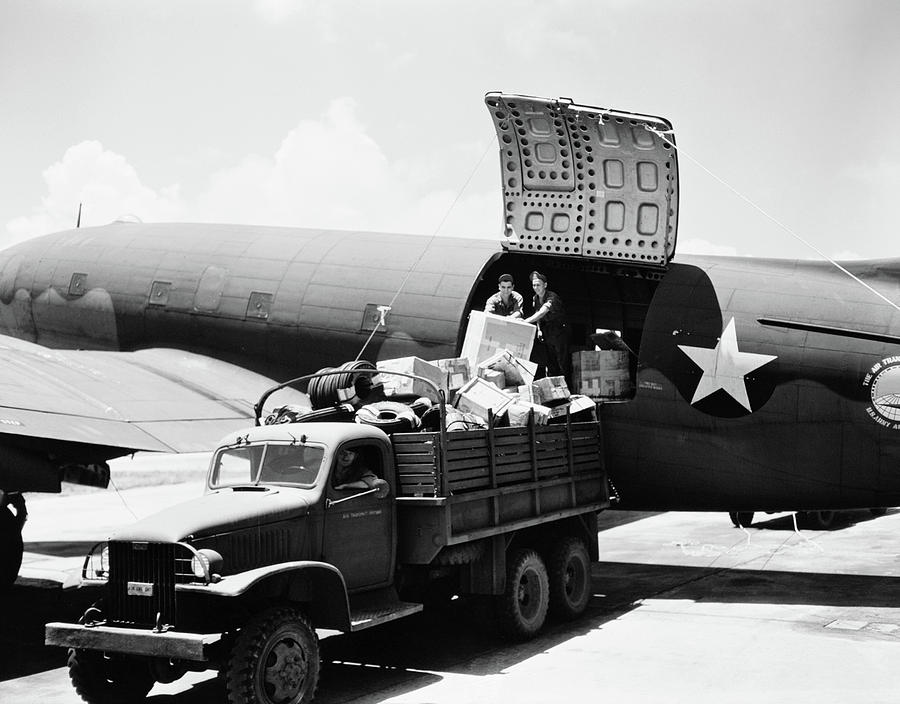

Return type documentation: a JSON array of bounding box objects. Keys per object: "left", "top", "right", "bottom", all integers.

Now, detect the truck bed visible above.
[{"left": 391, "top": 420, "right": 608, "bottom": 564}]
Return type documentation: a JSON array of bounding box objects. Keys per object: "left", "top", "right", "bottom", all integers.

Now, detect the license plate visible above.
[{"left": 127, "top": 581, "right": 154, "bottom": 597}]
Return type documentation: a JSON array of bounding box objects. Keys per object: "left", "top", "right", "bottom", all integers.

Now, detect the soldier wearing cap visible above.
[
  {"left": 524, "top": 271, "right": 570, "bottom": 381},
  {"left": 484, "top": 274, "right": 524, "bottom": 318}
]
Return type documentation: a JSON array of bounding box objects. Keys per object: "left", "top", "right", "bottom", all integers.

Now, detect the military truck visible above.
[{"left": 46, "top": 370, "right": 608, "bottom": 704}]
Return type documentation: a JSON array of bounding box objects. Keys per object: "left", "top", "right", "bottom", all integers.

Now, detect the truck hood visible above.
[{"left": 111, "top": 486, "right": 312, "bottom": 542}]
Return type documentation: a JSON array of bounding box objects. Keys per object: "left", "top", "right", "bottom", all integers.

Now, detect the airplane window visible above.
[{"left": 258, "top": 444, "right": 324, "bottom": 486}]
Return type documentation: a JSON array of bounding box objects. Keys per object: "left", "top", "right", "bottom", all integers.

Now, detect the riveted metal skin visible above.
[{"left": 485, "top": 92, "right": 678, "bottom": 268}]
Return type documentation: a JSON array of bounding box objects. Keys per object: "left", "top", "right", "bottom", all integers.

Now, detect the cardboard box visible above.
[
  {"left": 376, "top": 356, "right": 446, "bottom": 402},
  {"left": 461, "top": 311, "right": 536, "bottom": 367},
  {"left": 506, "top": 401, "right": 552, "bottom": 426},
  {"left": 433, "top": 357, "right": 471, "bottom": 393},
  {"left": 477, "top": 367, "right": 506, "bottom": 389},
  {"left": 571, "top": 351, "right": 631, "bottom": 399},
  {"left": 478, "top": 348, "right": 538, "bottom": 387},
  {"left": 547, "top": 394, "right": 596, "bottom": 420},
  {"left": 454, "top": 377, "right": 513, "bottom": 421},
  {"left": 531, "top": 376, "right": 571, "bottom": 405}
]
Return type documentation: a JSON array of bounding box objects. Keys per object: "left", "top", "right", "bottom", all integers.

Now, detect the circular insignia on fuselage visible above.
[{"left": 864, "top": 356, "right": 900, "bottom": 428}]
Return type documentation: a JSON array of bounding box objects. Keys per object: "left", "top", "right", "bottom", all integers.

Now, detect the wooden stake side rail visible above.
[{"left": 391, "top": 421, "right": 603, "bottom": 499}]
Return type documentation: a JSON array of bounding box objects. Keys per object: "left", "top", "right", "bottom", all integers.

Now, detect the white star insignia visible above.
[{"left": 678, "top": 317, "right": 777, "bottom": 412}]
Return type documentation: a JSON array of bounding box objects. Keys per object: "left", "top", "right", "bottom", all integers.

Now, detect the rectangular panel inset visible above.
[
  {"left": 637, "top": 162, "right": 659, "bottom": 192},
  {"left": 148, "top": 281, "right": 171, "bottom": 306},
  {"left": 246, "top": 292, "right": 273, "bottom": 320},
  {"left": 637, "top": 204, "right": 659, "bottom": 235},
  {"left": 605, "top": 202, "right": 625, "bottom": 232},
  {"left": 525, "top": 212, "right": 544, "bottom": 231},
  {"left": 535, "top": 142, "right": 557, "bottom": 163},
  {"left": 550, "top": 214, "right": 570, "bottom": 233},
  {"left": 528, "top": 118, "right": 551, "bottom": 135},
  {"left": 597, "top": 122, "right": 621, "bottom": 146},
  {"left": 68, "top": 272, "right": 87, "bottom": 297},
  {"left": 360, "top": 303, "right": 391, "bottom": 333},
  {"left": 604, "top": 160, "right": 625, "bottom": 188},
  {"left": 632, "top": 126, "right": 655, "bottom": 148}
]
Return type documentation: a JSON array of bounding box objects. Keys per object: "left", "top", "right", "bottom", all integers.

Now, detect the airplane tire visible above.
[
  {"left": 225, "top": 606, "right": 319, "bottom": 704},
  {"left": 870, "top": 508, "right": 888, "bottom": 517},
  {"left": 68, "top": 649, "right": 154, "bottom": 704},
  {"left": 496, "top": 549, "right": 549, "bottom": 640},
  {"left": 548, "top": 537, "right": 591, "bottom": 620},
  {"left": 729, "top": 511, "right": 754, "bottom": 528},
  {"left": 796, "top": 510, "right": 835, "bottom": 530},
  {"left": 0, "top": 505, "right": 23, "bottom": 589}
]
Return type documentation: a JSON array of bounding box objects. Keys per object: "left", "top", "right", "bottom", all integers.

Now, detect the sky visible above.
[{"left": 1, "top": 0, "right": 898, "bottom": 261}]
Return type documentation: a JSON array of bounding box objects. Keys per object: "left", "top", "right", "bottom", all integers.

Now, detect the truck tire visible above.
[
  {"left": 225, "top": 606, "right": 319, "bottom": 704},
  {"left": 548, "top": 537, "right": 591, "bottom": 620},
  {"left": 496, "top": 549, "right": 549, "bottom": 640},
  {"left": 0, "top": 505, "right": 23, "bottom": 589},
  {"left": 67, "top": 649, "right": 154, "bottom": 704}
]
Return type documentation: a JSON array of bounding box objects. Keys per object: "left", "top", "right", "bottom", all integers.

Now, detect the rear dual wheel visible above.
[
  {"left": 548, "top": 537, "right": 591, "bottom": 620},
  {"left": 497, "top": 549, "right": 549, "bottom": 640}
]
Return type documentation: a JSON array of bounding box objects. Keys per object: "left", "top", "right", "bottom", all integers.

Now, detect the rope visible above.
[
  {"left": 353, "top": 131, "right": 498, "bottom": 361},
  {"left": 644, "top": 124, "right": 900, "bottom": 314}
]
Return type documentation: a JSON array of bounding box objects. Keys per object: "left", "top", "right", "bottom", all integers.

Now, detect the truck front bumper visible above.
[{"left": 45, "top": 622, "right": 223, "bottom": 662}]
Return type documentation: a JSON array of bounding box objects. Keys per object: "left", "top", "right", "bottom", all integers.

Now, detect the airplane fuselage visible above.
[{"left": 2, "top": 222, "right": 899, "bottom": 511}]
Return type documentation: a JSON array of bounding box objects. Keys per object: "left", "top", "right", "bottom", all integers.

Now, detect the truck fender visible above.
[{"left": 180, "top": 561, "right": 351, "bottom": 631}]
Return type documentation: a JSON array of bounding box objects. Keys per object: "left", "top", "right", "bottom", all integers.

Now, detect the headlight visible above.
[
  {"left": 190, "top": 549, "right": 223, "bottom": 582},
  {"left": 82, "top": 542, "right": 110, "bottom": 582}
]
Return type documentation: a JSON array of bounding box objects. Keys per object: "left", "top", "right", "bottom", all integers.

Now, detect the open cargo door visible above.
[{"left": 485, "top": 92, "right": 679, "bottom": 269}]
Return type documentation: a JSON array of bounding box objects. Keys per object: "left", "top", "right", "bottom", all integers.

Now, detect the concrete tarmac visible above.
[{"left": 2, "top": 483, "right": 900, "bottom": 703}]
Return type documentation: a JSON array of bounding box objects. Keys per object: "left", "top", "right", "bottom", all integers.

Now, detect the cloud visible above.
[
  {"left": 252, "top": 0, "right": 303, "bottom": 23},
  {"left": 6, "top": 98, "right": 502, "bottom": 246},
  {"left": 194, "top": 97, "right": 498, "bottom": 237},
  {"left": 4, "top": 141, "right": 183, "bottom": 247}
]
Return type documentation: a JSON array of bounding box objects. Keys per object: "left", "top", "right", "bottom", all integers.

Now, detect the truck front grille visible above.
[{"left": 107, "top": 541, "right": 177, "bottom": 627}]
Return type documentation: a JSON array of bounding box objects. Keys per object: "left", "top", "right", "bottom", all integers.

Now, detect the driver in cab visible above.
[{"left": 333, "top": 448, "right": 390, "bottom": 498}]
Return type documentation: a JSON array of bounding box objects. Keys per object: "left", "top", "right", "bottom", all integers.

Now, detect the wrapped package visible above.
[
  {"left": 531, "top": 376, "right": 571, "bottom": 405},
  {"left": 477, "top": 367, "right": 506, "bottom": 389},
  {"left": 506, "top": 401, "right": 552, "bottom": 427},
  {"left": 571, "top": 350, "right": 632, "bottom": 399},
  {"left": 376, "top": 356, "right": 446, "bottom": 402},
  {"left": 433, "top": 357, "right": 471, "bottom": 394},
  {"left": 454, "top": 377, "right": 513, "bottom": 421},
  {"left": 478, "top": 348, "right": 538, "bottom": 387},
  {"left": 547, "top": 394, "right": 596, "bottom": 421},
  {"left": 461, "top": 311, "right": 535, "bottom": 367}
]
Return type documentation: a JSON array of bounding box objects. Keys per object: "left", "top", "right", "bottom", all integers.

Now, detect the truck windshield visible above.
[{"left": 210, "top": 443, "right": 325, "bottom": 488}]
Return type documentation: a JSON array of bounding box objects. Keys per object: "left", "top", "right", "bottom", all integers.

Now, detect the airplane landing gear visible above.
[
  {"left": 728, "top": 511, "right": 754, "bottom": 528},
  {"left": 0, "top": 492, "right": 26, "bottom": 589}
]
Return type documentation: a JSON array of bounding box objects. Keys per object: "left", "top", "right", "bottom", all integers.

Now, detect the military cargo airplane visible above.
[{"left": 0, "top": 92, "right": 898, "bottom": 586}]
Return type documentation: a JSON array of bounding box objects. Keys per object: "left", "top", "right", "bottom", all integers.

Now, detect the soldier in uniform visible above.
[
  {"left": 484, "top": 274, "right": 524, "bottom": 318},
  {"left": 524, "top": 271, "right": 569, "bottom": 381}
]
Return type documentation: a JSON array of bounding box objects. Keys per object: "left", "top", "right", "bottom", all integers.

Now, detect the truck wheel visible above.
[
  {"left": 67, "top": 649, "right": 154, "bottom": 703},
  {"left": 0, "top": 505, "right": 23, "bottom": 588},
  {"left": 225, "top": 606, "right": 319, "bottom": 704},
  {"left": 548, "top": 537, "right": 591, "bottom": 620},
  {"left": 497, "top": 549, "right": 549, "bottom": 640}
]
